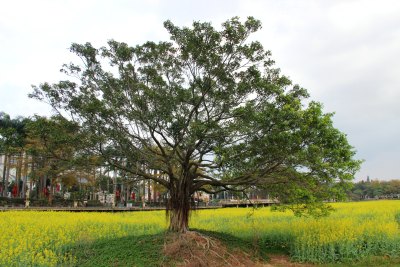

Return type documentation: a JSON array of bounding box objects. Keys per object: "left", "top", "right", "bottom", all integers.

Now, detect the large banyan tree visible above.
[{"left": 31, "top": 17, "right": 361, "bottom": 232}]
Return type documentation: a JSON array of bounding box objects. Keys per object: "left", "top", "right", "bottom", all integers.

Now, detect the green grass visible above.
[
  {"left": 321, "top": 256, "right": 400, "bottom": 267},
  {"left": 71, "top": 234, "right": 165, "bottom": 267}
]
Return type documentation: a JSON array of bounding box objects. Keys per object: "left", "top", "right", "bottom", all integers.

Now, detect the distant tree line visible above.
[
  {"left": 0, "top": 111, "right": 102, "bottom": 201},
  {"left": 349, "top": 179, "right": 400, "bottom": 200},
  {"left": 0, "top": 111, "right": 172, "bottom": 208}
]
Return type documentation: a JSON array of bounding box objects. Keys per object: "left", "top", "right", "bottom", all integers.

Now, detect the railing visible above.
[{"left": 219, "top": 199, "right": 278, "bottom": 207}]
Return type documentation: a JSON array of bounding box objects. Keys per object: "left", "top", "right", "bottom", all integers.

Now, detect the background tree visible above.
[
  {"left": 0, "top": 112, "right": 30, "bottom": 197},
  {"left": 25, "top": 115, "right": 101, "bottom": 199},
  {"left": 31, "top": 17, "right": 361, "bottom": 232},
  {"left": 350, "top": 179, "right": 400, "bottom": 200}
]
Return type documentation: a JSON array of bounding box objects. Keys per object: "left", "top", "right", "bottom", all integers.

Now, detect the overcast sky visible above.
[{"left": 1, "top": 0, "right": 399, "bottom": 180}]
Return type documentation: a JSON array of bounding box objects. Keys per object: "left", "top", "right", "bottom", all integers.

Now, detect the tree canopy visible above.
[{"left": 30, "top": 17, "right": 361, "bottom": 232}]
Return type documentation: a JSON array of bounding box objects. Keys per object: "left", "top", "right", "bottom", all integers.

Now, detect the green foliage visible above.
[
  {"left": 350, "top": 179, "right": 400, "bottom": 200},
  {"left": 271, "top": 202, "right": 335, "bottom": 218},
  {"left": 30, "top": 17, "right": 361, "bottom": 225},
  {"left": 0, "top": 112, "right": 28, "bottom": 153},
  {"left": 70, "top": 189, "right": 88, "bottom": 201}
]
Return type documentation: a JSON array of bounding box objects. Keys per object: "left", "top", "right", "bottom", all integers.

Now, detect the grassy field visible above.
[{"left": 0, "top": 200, "right": 399, "bottom": 266}]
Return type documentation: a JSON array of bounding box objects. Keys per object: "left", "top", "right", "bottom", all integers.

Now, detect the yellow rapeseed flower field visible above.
[
  {"left": 0, "top": 200, "right": 399, "bottom": 266},
  {"left": 190, "top": 200, "right": 400, "bottom": 263}
]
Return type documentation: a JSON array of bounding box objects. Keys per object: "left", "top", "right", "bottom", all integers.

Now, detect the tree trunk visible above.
[
  {"left": 16, "top": 152, "right": 22, "bottom": 197},
  {"left": 126, "top": 184, "right": 129, "bottom": 203},
  {"left": 148, "top": 180, "right": 151, "bottom": 202},
  {"left": 30, "top": 161, "right": 35, "bottom": 198},
  {"left": 168, "top": 180, "right": 191, "bottom": 233},
  {"left": 22, "top": 152, "right": 29, "bottom": 198},
  {"left": 142, "top": 179, "right": 146, "bottom": 201},
  {"left": 2, "top": 154, "right": 7, "bottom": 197},
  {"left": 153, "top": 170, "right": 158, "bottom": 202},
  {"left": 113, "top": 169, "right": 117, "bottom": 206},
  {"left": 5, "top": 155, "right": 11, "bottom": 196}
]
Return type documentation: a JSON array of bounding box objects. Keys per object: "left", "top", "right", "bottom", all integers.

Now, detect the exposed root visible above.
[{"left": 162, "top": 231, "right": 264, "bottom": 267}]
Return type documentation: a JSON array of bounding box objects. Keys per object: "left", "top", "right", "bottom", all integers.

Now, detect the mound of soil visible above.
[{"left": 162, "top": 231, "right": 261, "bottom": 266}]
